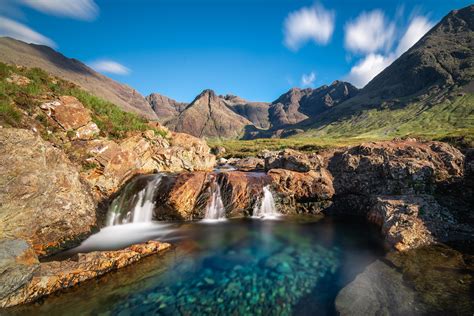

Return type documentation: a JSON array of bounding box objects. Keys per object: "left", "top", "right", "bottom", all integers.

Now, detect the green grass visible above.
[{"left": 0, "top": 62, "right": 166, "bottom": 139}]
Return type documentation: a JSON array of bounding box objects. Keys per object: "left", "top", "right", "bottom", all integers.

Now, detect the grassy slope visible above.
[{"left": 0, "top": 62, "right": 165, "bottom": 139}]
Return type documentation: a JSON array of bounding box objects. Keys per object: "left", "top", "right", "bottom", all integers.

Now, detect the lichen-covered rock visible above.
[
  {"left": 0, "top": 239, "right": 39, "bottom": 301},
  {"left": 264, "top": 149, "right": 323, "bottom": 172},
  {"left": 328, "top": 140, "right": 464, "bottom": 197},
  {"left": 0, "top": 241, "right": 170, "bottom": 308},
  {"left": 43, "top": 96, "right": 92, "bottom": 130},
  {"left": 78, "top": 130, "right": 215, "bottom": 200},
  {"left": 0, "top": 128, "right": 97, "bottom": 256}
]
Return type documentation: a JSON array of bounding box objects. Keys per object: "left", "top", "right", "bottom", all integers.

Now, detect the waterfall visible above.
[
  {"left": 253, "top": 185, "right": 280, "bottom": 219},
  {"left": 106, "top": 175, "right": 162, "bottom": 226},
  {"left": 203, "top": 177, "right": 226, "bottom": 221}
]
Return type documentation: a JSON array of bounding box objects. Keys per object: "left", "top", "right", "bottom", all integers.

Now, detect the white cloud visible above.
[
  {"left": 396, "top": 16, "right": 433, "bottom": 56},
  {"left": 89, "top": 60, "right": 130, "bottom": 75},
  {"left": 345, "top": 53, "right": 395, "bottom": 88},
  {"left": 344, "top": 10, "right": 395, "bottom": 54},
  {"left": 344, "top": 13, "right": 433, "bottom": 88},
  {"left": 0, "top": 16, "right": 56, "bottom": 47},
  {"left": 283, "top": 4, "right": 335, "bottom": 51},
  {"left": 301, "top": 71, "right": 316, "bottom": 87},
  {"left": 19, "top": 0, "right": 99, "bottom": 21}
]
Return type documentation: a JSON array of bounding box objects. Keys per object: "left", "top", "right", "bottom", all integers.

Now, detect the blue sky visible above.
[{"left": 0, "top": 0, "right": 472, "bottom": 102}]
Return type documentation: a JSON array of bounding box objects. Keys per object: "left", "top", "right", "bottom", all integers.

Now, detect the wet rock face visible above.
[
  {"left": 0, "top": 239, "right": 39, "bottom": 301},
  {"left": 328, "top": 140, "right": 464, "bottom": 197},
  {"left": 0, "top": 129, "right": 97, "bottom": 256},
  {"left": 217, "top": 171, "right": 271, "bottom": 217},
  {"left": 154, "top": 172, "right": 209, "bottom": 220},
  {"left": 268, "top": 169, "right": 334, "bottom": 214},
  {"left": 0, "top": 241, "right": 171, "bottom": 308}
]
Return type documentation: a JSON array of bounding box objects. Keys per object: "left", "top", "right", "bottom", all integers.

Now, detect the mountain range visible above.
[{"left": 0, "top": 4, "right": 472, "bottom": 140}]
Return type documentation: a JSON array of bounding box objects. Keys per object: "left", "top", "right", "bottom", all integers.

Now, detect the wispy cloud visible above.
[
  {"left": 0, "top": 16, "right": 56, "bottom": 47},
  {"left": 283, "top": 4, "right": 335, "bottom": 51},
  {"left": 395, "top": 16, "right": 433, "bottom": 56},
  {"left": 301, "top": 71, "right": 316, "bottom": 87},
  {"left": 345, "top": 13, "right": 434, "bottom": 88},
  {"left": 19, "top": 0, "right": 99, "bottom": 21},
  {"left": 344, "top": 10, "right": 395, "bottom": 54},
  {"left": 89, "top": 60, "right": 130, "bottom": 75}
]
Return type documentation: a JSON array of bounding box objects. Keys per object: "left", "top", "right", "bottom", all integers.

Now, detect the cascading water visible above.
[
  {"left": 203, "top": 177, "right": 226, "bottom": 221},
  {"left": 253, "top": 185, "right": 280, "bottom": 219},
  {"left": 106, "top": 174, "right": 162, "bottom": 226}
]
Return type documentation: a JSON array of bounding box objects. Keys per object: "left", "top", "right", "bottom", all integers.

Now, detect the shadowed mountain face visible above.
[
  {"left": 167, "top": 90, "right": 253, "bottom": 139},
  {"left": 352, "top": 5, "right": 474, "bottom": 104},
  {"left": 220, "top": 95, "right": 271, "bottom": 129},
  {"left": 0, "top": 37, "right": 157, "bottom": 120},
  {"left": 146, "top": 93, "right": 187, "bottom": 124},
  {"left": 269, "top": 81, "right": 359, "bottom": 128}
]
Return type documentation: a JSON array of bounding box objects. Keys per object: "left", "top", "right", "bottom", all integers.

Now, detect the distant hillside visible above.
[
  {"left": 0, "top": 37, "right": 157, "bottom": 120},
  {"left": 268, "top": 81, "right": 358, "bottom": 128},
  {"left": 220, "top": 94, "right": 270, "bottom": 129},
  {"left": 298, "top": 4, "right": 474, "bottom": 141},
  {"left": 146, "top": 93, "right": 187, "bottom": 124},
  {"left": 167, "top": 89, "right": 253, "bottom": 139}
]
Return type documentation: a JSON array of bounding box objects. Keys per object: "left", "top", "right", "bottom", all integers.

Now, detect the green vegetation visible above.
[
  {"left": 208, "top": 137, "right": 379, "bottom": 158},
  {"left": 301, "top": 92, "right": 474, "bottom": 147},
  {"left": 0, "top": 62, "right": 166, "bottom": 139}
]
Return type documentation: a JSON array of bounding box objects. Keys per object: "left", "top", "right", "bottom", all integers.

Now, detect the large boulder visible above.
[
  {"left": 40, "top": 96, "right": 92, "bottom": 130},
  {"left": 154, "top": 172, "right": 209, "bottom": 220},
  {"left": 0, "top": 239, "right": 39, "bottom": 301},
  {"left": 0, "top": 128, "right": 97, "bottom": 256},
  {"left": 217, "top": 171, "right": 271, "bottom": 217},
  {"left": 268, "top": 168, "right": 334, "bottom": 214},
  {"left": 264, "top": 149, "right": 323, "bottom": 172}
]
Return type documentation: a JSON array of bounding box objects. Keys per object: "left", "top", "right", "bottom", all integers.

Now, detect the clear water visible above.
[{"left": 8, "top": 216, "right": 388, "bottom": 315}]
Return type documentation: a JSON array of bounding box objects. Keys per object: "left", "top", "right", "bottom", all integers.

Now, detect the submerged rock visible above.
[
  {"left": 0, "top": 240, "right": 171, "bottom": 308},
  {"left": 335, "top": 260, "right": 425, "bottom": 315},
  {"left": 0, "top": 128, "right": 97, "bottom": 256}
]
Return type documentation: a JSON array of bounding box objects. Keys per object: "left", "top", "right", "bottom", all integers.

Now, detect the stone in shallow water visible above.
[{"left": 335, "top": 260, "right": 425, "bottom": 316}]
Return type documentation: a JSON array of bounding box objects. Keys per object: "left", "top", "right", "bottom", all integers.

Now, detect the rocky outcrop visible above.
[
  {"left": 326, "top": 139, "right": 468, "bottom": 250},
  {"left": 0, "top": 241, "right": 170, "bottom": 308},
  {"left": 230, "top": 157, "right": 265, "bottom": 171},
  {"left": 264, "top": 149, "right": 324, "bottom": 172},
  {"left": 0, "top": 128, "right": 97, "bottom": 256},
  {"left": 328, "top": 140, "right": 464, "bottom": 197}
]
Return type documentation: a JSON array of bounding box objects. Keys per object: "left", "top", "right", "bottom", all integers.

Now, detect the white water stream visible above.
[
  {"left": 253, "top": 185, "right": 280, "bottom": 219},
  {"left": 202, "top": 178, "right": 226, "bottom": 222}
]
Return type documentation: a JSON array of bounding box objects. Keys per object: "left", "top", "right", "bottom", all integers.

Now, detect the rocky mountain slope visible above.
[
  {"left": 146, "top": 93, "right": 187, "bottom": 124},
  {"left": 167, "top": 89, "right": 253, "bottom": 139},
  {"left": 220, "top": 94, "right": 271, "bottom": 129},
  {"left": 300, "top": 5, "right": 474, "bottom": 140},
  {"left": 269, "top": 81, "right": 358, "bottom": 128},
  {"left": 0, "top": 37, "right": 157, "bottom": 120}
]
